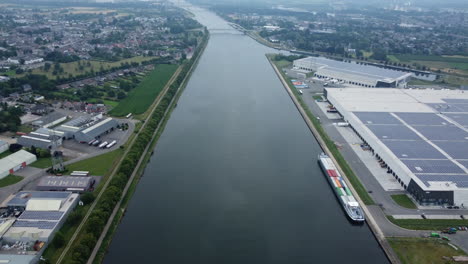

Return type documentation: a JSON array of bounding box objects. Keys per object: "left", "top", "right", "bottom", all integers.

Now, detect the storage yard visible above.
[{"left": 326, "top": 88, "right": 468, "bottom": 206}]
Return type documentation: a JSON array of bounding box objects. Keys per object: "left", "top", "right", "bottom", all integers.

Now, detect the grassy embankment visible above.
[
  {"left": 0, "top": 175, "right": 23, "bottom": 187},
  {"left": 269, "top": 55, "right": 374, "bottom": 205},
  {"left": 22, "top": 56, "right": 157, "bottom": 80},
  {"left": 109, "top": 64, "right": 178, "bottom": 117},
  {"left": 30, "top": 158, "right": 53, "bottom": 169},
  {"left": 388, "top": 216, "right": 468, "bottom": 231},
  {"left": 389, "top": 237, "right": 467, "bottom": 264},
  {"left": 391, "top": 194, "right": 417, "bottom": 209},
  {"left": 40, "top": 149, "right": 123, "bottom": 263}
]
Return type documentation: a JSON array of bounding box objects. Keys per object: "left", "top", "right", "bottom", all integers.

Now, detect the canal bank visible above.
[
  {"left": 103, "top": 3, "right": 389, "bottom": 264},
  {"left": 87, "top": 29, "right": 211, "bottom": 264},
  {"left": 267, "top": 55, "right": 400, "bottom": 264}
]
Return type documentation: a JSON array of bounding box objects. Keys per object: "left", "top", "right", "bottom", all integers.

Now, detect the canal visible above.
[{"left": 103, "top": 3, "right": 389, "bottom": 264}]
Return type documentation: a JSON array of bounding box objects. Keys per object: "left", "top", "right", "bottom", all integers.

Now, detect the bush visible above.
[
  {"left": 9, "top": 143, "right": 22, "bottom": 153},
  {"left": 52, "top": 231, "right": 65, "bottom": 248},
  {"left": 80, "top": 192, "right": 95, "bottom": 205}
]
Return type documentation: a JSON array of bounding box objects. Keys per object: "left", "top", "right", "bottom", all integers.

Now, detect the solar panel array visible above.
[
  {"left": 414, "top": 125, "right": 468, "bottom": 141},
  {"left": 396, "top": 112, "right": 448, "bottom": 126},
  {"left": 13, "top": 220, "right": 57, "bottom": 230},
  {"left": 417, "top": 174, "right": 468, "bottom": 188},
  {"left": 19, "top": 211, "right": 64, "bottom": 221},
  {"left": 433, "top": 141, "right": 468, "bottom": 159},
  {"left": 353, "top": 112, "right": 401, "bottom": 125},
  {"left": 458, "top": 160, "right": 468, "bottom": 170},
  {"left": 353, "top": 109, "right": 468, "bottom": 188},
  {"left": 382, "top": 140, "right": 446, "bottom": 159},
  {"left": 366, "top": 124, "right": 421, "bottom": 140},
  {"left": 445, "top": 114, "right": 468, "bottom": 127},
  {"left": 401, "top": 159, "right": 465, "bottom": 174}
]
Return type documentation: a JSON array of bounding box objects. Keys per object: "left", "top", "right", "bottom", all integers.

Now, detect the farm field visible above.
[
  {"left": 109, "top": 64, "right": 178, "bottom": 117},
  {"left": 389, "top": 54, "right": 468, "bottom": 76},
  {"left": 23, "top": 56, "right": 157, "bottom": 80}
]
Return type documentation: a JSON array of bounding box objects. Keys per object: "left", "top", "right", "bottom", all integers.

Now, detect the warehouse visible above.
[
  {"left": 36, "top": 176, "right": 94, "bottom": 192},
  {"left": 0, "top": 140, "right": 8, "bottom": 154},
  {"left": 55, "top": 116, "right": 92, "bottom": 139},
  {"left": 74, "top": 117, "right": 118, "bottom": 143},
  {"left": 326, "top": 88, "right": 468, "bottom": 206},
  {"left": 0, "top": 150, "right": 37, "bottom": 179},
  {"left": 17, "top": 131, "right": 62, "bottom": 149},
  {"left": 2, "top": 191, "right": 78, "bottom": 243},
  {"left": 293, "top": 57, "right": 412, "bottom": 88},
  {"left": 31, "top": 112, "right": 67, "bottom": 128}
]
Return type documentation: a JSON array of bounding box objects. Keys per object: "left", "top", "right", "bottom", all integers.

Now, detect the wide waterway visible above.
[{"left": 104, "top": 3, "right": 389, "bottom": 264}]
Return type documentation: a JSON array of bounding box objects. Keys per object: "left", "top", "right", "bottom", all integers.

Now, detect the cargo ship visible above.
[{"left": 318, "top": 153, "right": 365, "bottom": 222}]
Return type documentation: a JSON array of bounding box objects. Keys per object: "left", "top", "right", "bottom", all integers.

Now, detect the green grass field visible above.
[
  {"left": 0, "top": 150, "right": 12, "bottom": 159},
  {"left": 387, "top": 216, "right": 468, "bottom": 230},
  {"left": 275, "top": 59, "right": 292, "bottom": 68},
  {"left": 389, "top": 237, "right": 466, "bottom": 264},
  {"left": 109, "top": 64, "right": 178, "bottom": 117},
  {"left": 390, "top": 54, "right": 468, "bottom": 75},
  {"left": 30, "top": 157, "right": 52, "bottom": 169},
  {"left": 391, "top": 194, "right": 417, "bottom": 209},
  {"left": 0, "top": 175, "right": 23, "bottom": 187},
  {"left": 394, "top": 55, "right": 468, "bottom": 63},
  {"left": 66, "top": 149, "right": 123, "bottom": 176},
  {"left": 387, "top": 55, "right": 400, "bottom": 62},
  {"left": 24, "top": 56, "right": 157, "bottom": 80}
]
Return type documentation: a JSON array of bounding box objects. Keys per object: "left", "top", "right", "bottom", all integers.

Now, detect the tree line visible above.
[{"left": 41, "top": 27, "right": 209, "bottom": 264}]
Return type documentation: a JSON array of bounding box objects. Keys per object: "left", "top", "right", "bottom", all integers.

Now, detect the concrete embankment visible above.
[{"left": 266, "top": 55, "right": 401, "bottom": 264}]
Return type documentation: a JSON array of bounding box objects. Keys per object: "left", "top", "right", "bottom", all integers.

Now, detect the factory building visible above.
[
  {"left": 31, "top": 112, "right": 67, "bottom": 128},
  {"left": 2, "top": 191, "right": 78, "bottom": 243},
  {"left": 36, "top": 176, "right": 95, "bottom": 192},
  {"left": 0, "top": 140, "right": 8, "bottom": 154},
  {"left": 17, "top": 131, "right": 62, "bottom": 150},
  {"left": 74, "top": 118, "right": 118, "bottom": 143},
  {"left": 55, "top": 116, "right": 91, "bottom": 139},
  {"left": 326, "top": 88, "right": 468, "bottom": 206},
  {"left": 0, "top": 150, "right": 37, "bottom": 179},
  {"left": 293, "top": 57, "right": 412, "bottom": 88}
]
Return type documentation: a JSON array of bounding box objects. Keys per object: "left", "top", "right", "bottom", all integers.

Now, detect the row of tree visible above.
[{"left": 43, "top": 28, "right": 209, "bottom": 264}]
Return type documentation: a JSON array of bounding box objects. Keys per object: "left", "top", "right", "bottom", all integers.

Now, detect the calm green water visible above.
[{"left": 103, "top": 4, "right": 389, "bottom": 264}]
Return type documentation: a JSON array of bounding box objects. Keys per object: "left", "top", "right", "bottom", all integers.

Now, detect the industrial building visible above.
[
  {"left": 55, "top": 115, "right": 93, "bottom": 139},
  {"left": 0, "top": 140, "right": 8, "bottom": 154},
  {"left": 31, "top": 112, "right": 67, "bottom": 128},
  {"left": 36, "top": 176, "right": 95, "bottom": 192},
  {"left": 293, "top": 57, "right": 412, "bottom": 88},
  {"left": 2, "top": 191, "right": 78, "bottom": 243},
  {"left": 74, "top": 117, "right": 118, "bottom": 143},
  {"left": 17, "top": 131, "right": 62, "bottom": 150},
  {"left": 0, "top": 150, "right": 37, "bottom": 179},
  {"left": 326, "top": 88, "right": 468, "bottom": 206}
]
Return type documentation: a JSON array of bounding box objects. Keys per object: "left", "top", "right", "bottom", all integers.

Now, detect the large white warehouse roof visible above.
[
  {"left": 326, "top": 88, "right": 468, "bottom": 205},
  {"left": 0, "top": 150, "right": 37, "bottom": 179}
]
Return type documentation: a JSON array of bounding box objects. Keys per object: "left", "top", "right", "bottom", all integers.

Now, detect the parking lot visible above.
[{"left": 59, "top": 119, "right": 135, "bottom": 160}]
